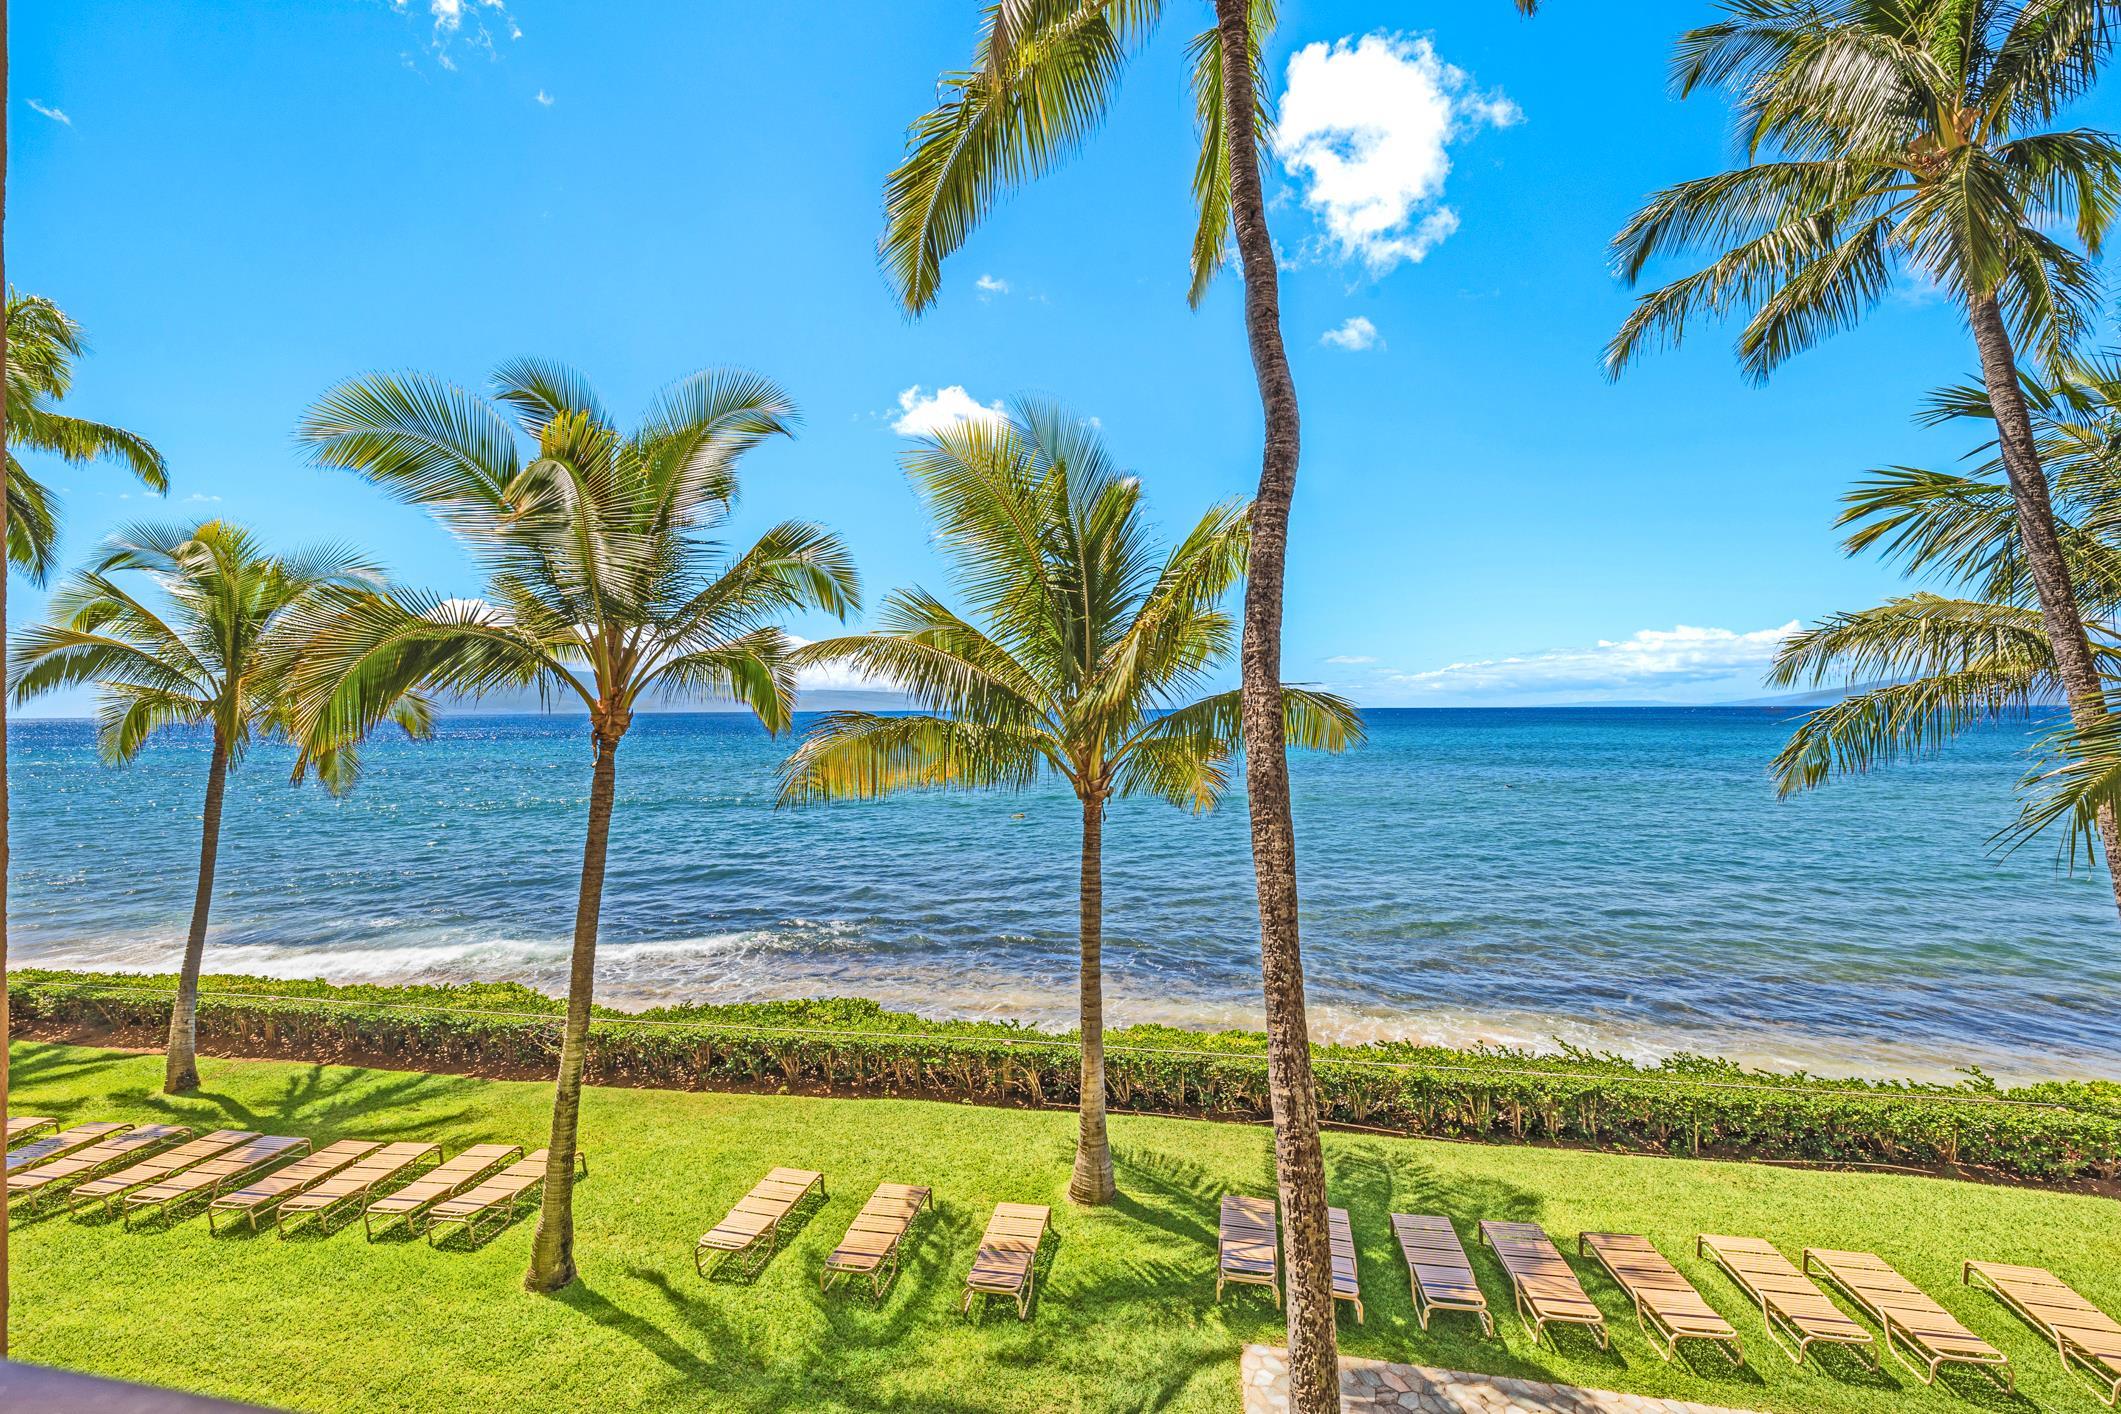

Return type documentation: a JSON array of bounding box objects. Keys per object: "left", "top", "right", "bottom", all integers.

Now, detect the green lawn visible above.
[{"left": 7, "top": 1042, "right": 2119, "bottom": 1413}]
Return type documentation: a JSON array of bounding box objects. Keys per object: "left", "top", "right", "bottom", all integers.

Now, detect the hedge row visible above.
[{"left": 12, "top": 969, "right": 2120, "bottom": 1186}]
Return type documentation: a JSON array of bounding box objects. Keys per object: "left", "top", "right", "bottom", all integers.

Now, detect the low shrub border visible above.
[{"left": 12, "top": 967, "right": 2119, "bottom": 1189}]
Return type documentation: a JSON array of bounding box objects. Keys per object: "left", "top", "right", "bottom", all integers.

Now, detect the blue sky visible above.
[{"left": 14, "top": 0, "right": 2106, "bottom": 714}]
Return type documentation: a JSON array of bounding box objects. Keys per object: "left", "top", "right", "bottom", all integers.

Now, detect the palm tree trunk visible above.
[
  {"left": 1967, "top": 294, "right": 2121, "bottom": 917},
  {"left": 1212, "top": 4, "right": 1339, "bottom": 1410},
  {"left": 1, "top": 0, "right": 13, "bottom": 1354},
  {"left": 1069, "top": 793, "right": 1115, "bottom": 1204},
  {"left": 163, "top": 731, "right": 230, "bottom": 1094},
  {"left": 524, "top": 724, "right": 621, "bottom": 1293}
]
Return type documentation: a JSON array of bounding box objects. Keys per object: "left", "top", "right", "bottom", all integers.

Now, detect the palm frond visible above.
[{"left": 776, "top": 711, "right": 1051, "bottom": 803}]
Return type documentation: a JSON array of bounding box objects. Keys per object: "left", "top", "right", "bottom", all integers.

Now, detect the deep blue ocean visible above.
[{"left": 11, "top": 708, "right": 2114, "bottom": 1080}]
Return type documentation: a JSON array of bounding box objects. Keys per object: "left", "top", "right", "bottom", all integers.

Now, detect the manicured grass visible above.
[{"left": 7, "top": 1042, "right": 2119, "bottom": 1413}]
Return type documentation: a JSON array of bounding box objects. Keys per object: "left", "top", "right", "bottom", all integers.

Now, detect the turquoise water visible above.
[{"left": 11, "top": 709, "right": 2114, "bottom": 1079}]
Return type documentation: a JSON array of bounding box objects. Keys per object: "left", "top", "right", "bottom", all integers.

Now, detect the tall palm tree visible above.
[
  {"left": 1606, "top": 0, "right": 2121, "bottom": 916},
  {"left": 879, "top": 8, "right": 1539, "bottom": 1398},
  {"left": 5, "top": 291, "right": 168, "bottom": 579},
  {"left": 288, "top": 359, "right": 859, "bottom": 1294},
  {"left": 1774, "top": 360, "right": 2121, "bottom": 853},
  {"left": 7, "top": 521, "right": 410, "bottom": 1093},
  {"left": 776, "top": 402, "right": 1360, "bottom": 1205}
]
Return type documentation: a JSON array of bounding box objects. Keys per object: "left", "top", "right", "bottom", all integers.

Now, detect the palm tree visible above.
[
  {"left": 4, "top": 7, "right": 17, "bottom": 1356},
  {"left": 1607, "top": 0, "right": 2121, "bottom": 916},
  {"left": 1773, "top": 360, "right": 2121, "bottom": 855},
  {"left": 879, "top": 8, "right": 1539, "bottom": 1397},
  {"left": 288, "top": 359, "right": 859, "bottom": 1294},
  {"left": 776, "top": 402, "right": 1360, "bottom": 1205},
  {"left": 7, "top": 521, "right": 409, "bottom": 1093},
  {"left": 5, "top": 291, "right": 168, "bottom": 579}
]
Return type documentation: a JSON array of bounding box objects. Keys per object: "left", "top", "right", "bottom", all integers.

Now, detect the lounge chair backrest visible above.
[
  {"left": 9, "top": 1126, "right": 190, "bottom": 1188},
  {"left": 69, "top": 1130, "right": 256, "bottom": 1193},
  {"left": 374, "top": 1143, "right": 521, "bottom": 1205},
  {"left": 133, "top": 1135, "right": 308, "bottom": 1198},
  {"left": 441, "top": 1150, "right": 550, "bottom": 1208},
  {"left": 5, "top": 1116, "right": 56, "bottom": 1143},
  {"left": 217, "top": 1140, "right": 379, "bottom": 1203},
  {"left": 5, "top": 1122, "right": 132, "bottom": 1172}
]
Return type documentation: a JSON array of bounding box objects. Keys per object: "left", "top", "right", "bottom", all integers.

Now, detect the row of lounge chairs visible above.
[
  {"left": 1216, "top": 1198, "right": 2121, "bottom": 1398},
  {"left": 694, "top": 1167, "right": 1051, "bottom": 1318},
  {"left": 6, "top": 1118, "right": 558, "bottom": 1243}
]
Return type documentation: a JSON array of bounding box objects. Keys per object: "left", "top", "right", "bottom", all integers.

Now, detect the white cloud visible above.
[
  {"left": 27, "top": 99, "right": 70, "bottom": 126},
  {"left": 534, "top": 89, "right": 555, "bottom": 106},
  {"left": 394, "top": 0, "right": 516, "bottom": 66},
  {"left": 786, "top": 636, "right": 897, "bottom": 695},
  {"left": 1325, "top": 654, "right": 1377, "bottom": 665},
  {"left": 1273, "top": 32, "right": 1519, "bottom": 274},
  {"left": 184, "top": 493, "right": 223, "bottom": 504},
  {"left": 1376, "top": 623, "right": 1800, "bottom": 702},
  {"left": 890, "top": 385, "right": 1007, "bottom": 437},
  {"left": 975, "top": 274, "right": 1010, "bottom": 300},
  {"left": 1321, "top": 315, "right": 1383, "bottom": 351}
]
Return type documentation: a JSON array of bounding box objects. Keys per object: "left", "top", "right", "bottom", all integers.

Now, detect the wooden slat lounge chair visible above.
[
  {"left": 1966, "top": 1261, "right": 2121, "bottom": 1405},
  {"left": 1804, "top": 1247, "right": 2012, "bottom": 1391},
  {"left": 962, "top": 1202, "right": 1049, "bottom": 1320},
  {"left": 9, "top": 1126, "right": 191, "bottom": 1206},
  {"left": 426, "top": 1149, "right": 583, "bottom": 1247},
  {"left": 694, "top": 1167, "right": 825, "bottom": 1278},
  {"left": 6, "top": 1122, "right": 131, "bottom": 1175},
  {"left": 822, "top": 1182, "right": 932, "bottom": 1300},
  {"left": 275, "top": 1141, "right": 442, "bottom": 1237},
  {"left": 120, "top": 1134, "right": 309, "bottom": 1228},
  {"left": 359, "top": 1143, "right": 519, "bottom": 1240},
  {"left": 1327, "top": 1207, "right": 1364, "bottom": 1324},
  {"left": 5, "top": 1116, "right": 55, "bottom": 1145},
  {"left": 206, "top": 1140, "right": 381, "bottom": 1235},
  {"left": 1580, "top": 1232, "right": 1741, "bottom": 1363},
  {"left": 1217, "top": 1194, "right": 1280, "bottom": 1306},
  {"left": 1391, "top": 1213, "right": 1492, "bottom": 1335},
  {"left": 67, "top": 1130, "right": 255, "bottom": 1214},
  {"left": 1478, "top": 1221, "right": 1609, "bottom": 1350},
  {"left": 1698, "top": 1235, "right": 1874, "bottom": 1367}
]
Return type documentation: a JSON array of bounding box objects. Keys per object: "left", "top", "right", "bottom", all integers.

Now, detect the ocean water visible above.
[{"left": 10, "top": 709, "right": 2115, "bottom": 1081}]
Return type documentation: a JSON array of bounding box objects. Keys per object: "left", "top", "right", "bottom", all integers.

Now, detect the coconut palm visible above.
[
  {"left": 6, "top": 292, "right": 168, "bottom": 580},
  {"left": 777, "top": 402, "right": 1360, "bottom": 1206},
  {"left": 1774, "top": 359, "right": 2121, "bottom": 858},
  {"left": 288, "top": 359, "right": 858, "bottom": 1294},
  {"left": 881, "top": 7, "right": 1541, "bottom": 1392},
  {"left": 1607, "top": 0, "right": 2121, "bottom": 915},
  {"left": 7, "top": 521, "right": 410, "bottom": 1093}
]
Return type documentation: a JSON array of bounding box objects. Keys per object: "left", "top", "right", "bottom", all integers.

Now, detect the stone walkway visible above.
[{"left": 1239, "top": 1346, "right": 1759, "bottom": 1414}]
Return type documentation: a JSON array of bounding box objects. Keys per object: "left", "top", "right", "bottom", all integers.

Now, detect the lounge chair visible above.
[
  {"left": 1804, "top": 1247, "right": 2012, "bottom": 1391},
  {"left": 1580, "top": 1231, "right": 1741, "bottom": 1363},
  {"left": 426, "top": 1149, "right": 582, "bottom": 1247},
  {"left": 119, "top": 1135, "right": 309, "bottom": 1228},
  {"left": 5, "top": 1116, "right": 55, "bottom": 1145},
  {"left": 1966, "top": 1260, "right": 2121, "bottom": 1405},
  {"left": 1477, "top": 1220, "right": 1609, "bottom": 1350},
  {"left": 6, "top": 1122, "right": 132, "bottom": 1175},
  {"left": 66, "top": 1130, "right": 255, "bottom": 1213},
  {"left": 360, "top": 1143, "right": 520, "bottom": 1240},
  {"left": 962, "top": 1202, "right": 1049, "bottom": 1320},
  {"left": 822, "top": 1182, "right": 932, "bottom": 1300},
  {"left": 1327, "top": 1207, "right": 1365, "bottom": 1324},
  {"left": 694, "top": 1167, "right": 825, "bottom": 1278},
  {"left": 1217, "top": 1194, "right": 1280, "bottom": 1306},
  {"left": 1391, "top": 1213, "right": 1492, "bottom": 1335},
  {"left": 276, "top": 1141, "right": 443, "bottom": 1237},
  {"left": 1697, "top": 1234, "right": 1874, "bottom": 1367},
  {"left": 206, "top": 1140, "right": 380, "bottom": 1235},
  {"left": 9, "top": 1126, "right": 191, "bottom": 1206}
]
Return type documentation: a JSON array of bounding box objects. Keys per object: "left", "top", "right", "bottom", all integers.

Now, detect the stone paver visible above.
[{"left": 1238, "top": 1346, "right": 1762, "bottom": 1414}]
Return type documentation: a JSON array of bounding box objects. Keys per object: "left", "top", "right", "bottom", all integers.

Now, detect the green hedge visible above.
[{"left": 12, "top": 968, "right": 2119, "bottom": 1186}]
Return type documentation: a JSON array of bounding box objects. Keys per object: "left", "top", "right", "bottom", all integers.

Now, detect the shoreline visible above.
[{"left": 13, "top": 937, "right": 2112, "bottom": 1087}]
